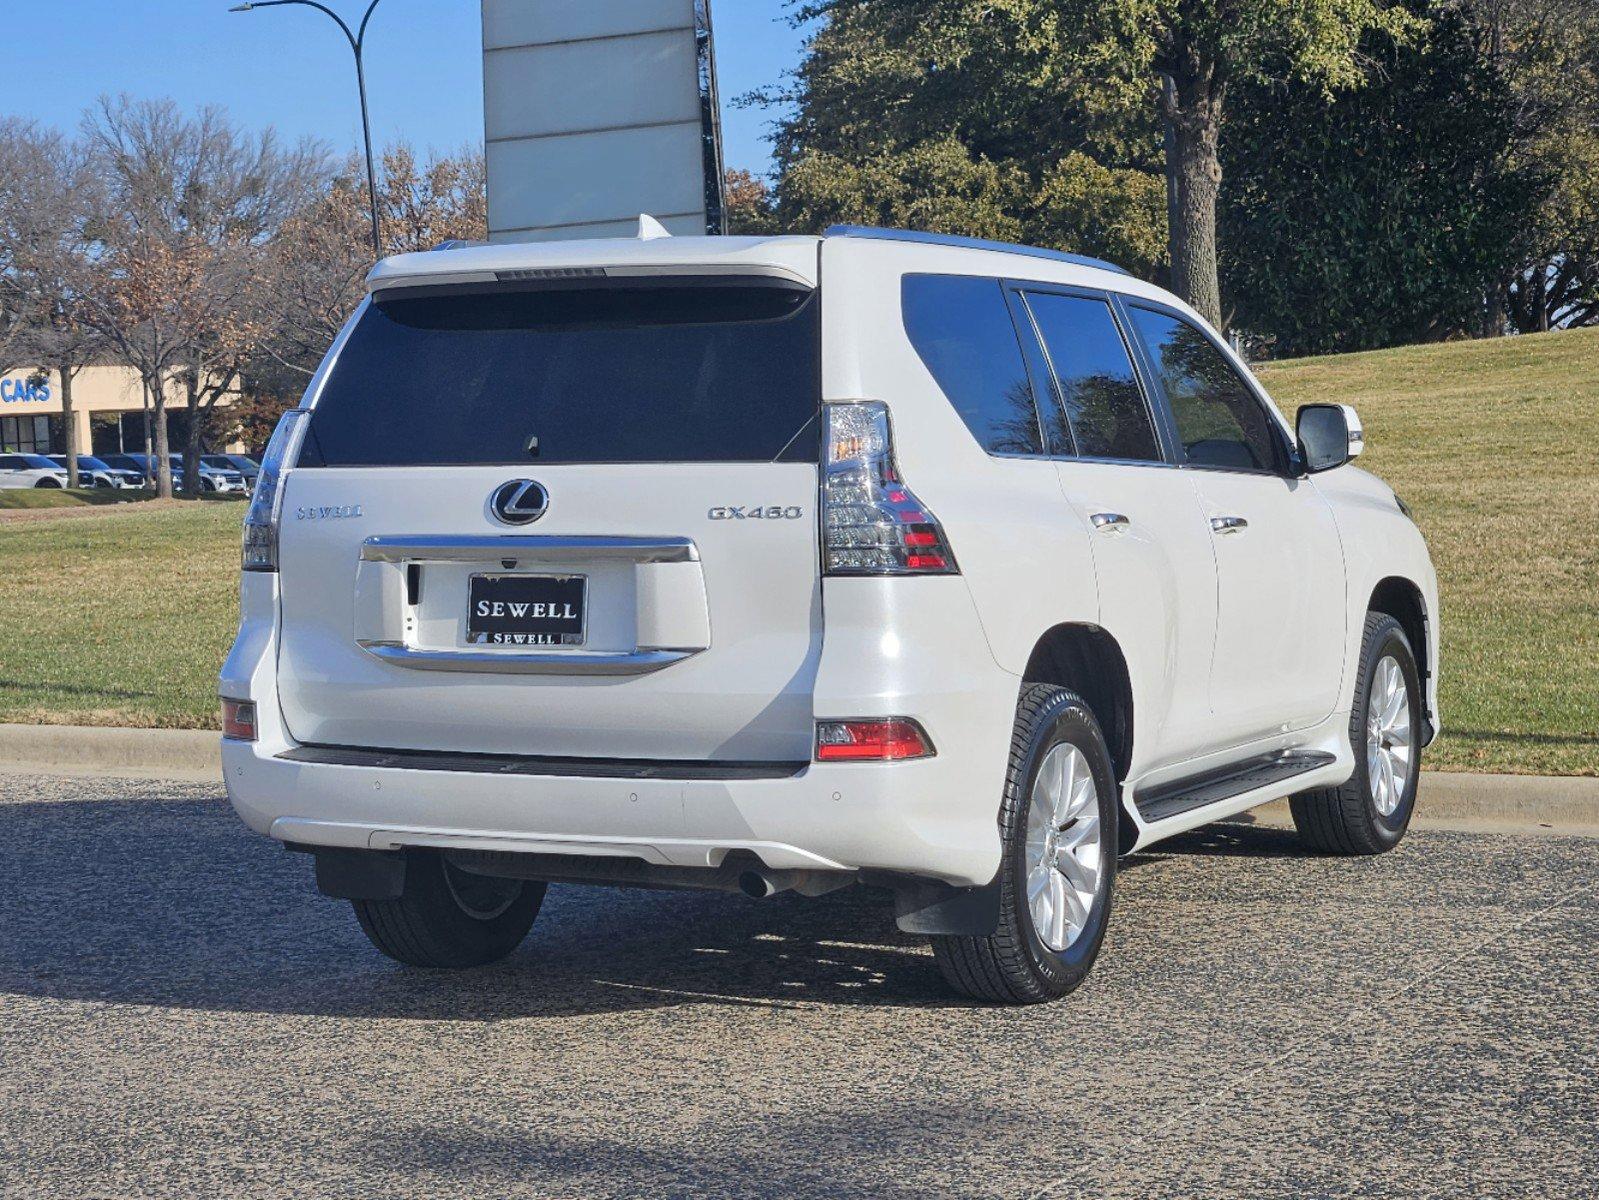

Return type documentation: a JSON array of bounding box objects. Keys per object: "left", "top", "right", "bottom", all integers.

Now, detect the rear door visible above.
[
  {"left": 275, "top": 277, "right": 824, "bottom": 762},
  {"left": 1014, "top": 287, "right": 1222, "bottom": 772},
  {"left": 1123, "top": 304, "right": 1346, "bottom": 743}
]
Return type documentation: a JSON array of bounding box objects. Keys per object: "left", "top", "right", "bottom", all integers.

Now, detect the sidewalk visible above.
[{"left": 1, "top": 722, "right": 1595, "bottom": 831}]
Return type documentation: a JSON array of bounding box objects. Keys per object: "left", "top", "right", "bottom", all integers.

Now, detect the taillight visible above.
[
  {"left": 821, "top": 402, "right": 957, "bottom": 575},
  {"left": 815, "top": 718, "right": 935, "bottom": 762},
  {"left": 221, "top": 699, "right": 257, "bottom": 741},
  {"left": 242, "top": 409, "right": 311, "bottom": 572}
]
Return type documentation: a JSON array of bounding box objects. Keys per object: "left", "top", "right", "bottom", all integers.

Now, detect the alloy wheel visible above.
[{"left": 1023, "top": 743, "right": 1103, "bottom": 952}]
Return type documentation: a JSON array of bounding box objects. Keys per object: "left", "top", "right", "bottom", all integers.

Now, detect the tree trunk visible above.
[
  {"left": 149, "top": 373, "right": 173, "bottom": 500},
  {"left": 60, "top": 368, "right": 79, "bottom": 489},
  {"left": 182, "top": 371, "right": 202, "bottom": 500},
  {"left": 1167, "top": 68, "right": 1225, "bottom": 329},
  {"left": 1161, "top": 74, "right": 1184, "bottom": 291}
]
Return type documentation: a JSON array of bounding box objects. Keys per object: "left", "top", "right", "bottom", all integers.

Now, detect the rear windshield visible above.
[{"left": 300, "top": 282, "right": 821, "bottom": 466}]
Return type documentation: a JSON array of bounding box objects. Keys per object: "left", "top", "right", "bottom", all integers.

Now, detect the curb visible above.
[
  {"left": 1252, "top": 769, "right": 1599, "bottom": 835},
  {"left": 0, "top": 724, "right": 1594, "bottom": 828},
  {"left": 0, "top": 723, "right": 221, "bottom": 783}
]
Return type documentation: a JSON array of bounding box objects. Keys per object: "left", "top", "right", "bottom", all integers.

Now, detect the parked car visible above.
[
  {"left": 48, "top": 455, "right": 144, "bottom": 489},
  {"left": 220, "top": 226, "right": 1439, "bottom": 1004},
  {"left": 202, "top": 454, "right": 261, "bottom": 490},
  {"left": 170, "top": 455, "right": 246, "bottom": 494},
  {"left": 100, "top": 453, "right": 176, "bottom": 490},
  {"left": 0, "top": 453, "right": 69, "bottom": 488}
]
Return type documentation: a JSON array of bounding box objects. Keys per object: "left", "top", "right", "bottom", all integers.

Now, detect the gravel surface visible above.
[{"left": 0, "top": 773, "right": 1594, "bottom": 1199}]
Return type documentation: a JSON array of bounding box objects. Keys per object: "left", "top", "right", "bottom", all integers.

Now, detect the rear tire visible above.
[
  {"left": 34, "top": 478, "right": 61, "bottom": 488},
  {"left": 352, "top": 850, "right": 544, "bottom": 968},
  {"left": 932, "top": 684, "right": 1118, "bottom": 1004},
  {"left": 1290, "top": 612, "right": 1421, "bottom": 855}
]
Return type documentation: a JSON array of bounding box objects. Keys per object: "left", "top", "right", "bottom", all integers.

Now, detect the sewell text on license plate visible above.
[{"left": 467, "top": 573, "right": 587, "bottom": 646}]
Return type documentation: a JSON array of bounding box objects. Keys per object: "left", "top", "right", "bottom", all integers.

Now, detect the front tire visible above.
[
  {"left": 1291, "top": 612, "right": 1421, "bottom": 855},
  {"left": 932, "top": 685, "right": 1118, "bottom": 1004},
  {"left": 352, "top": 850, "right": 544, "bottom": 968}
]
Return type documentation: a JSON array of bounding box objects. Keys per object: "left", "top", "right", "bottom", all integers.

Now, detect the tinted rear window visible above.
[
  {"left": 302, "top": 283, "right": 820, "bottom": 466},
  {"left": 902, "top": 275, "right": 1043, "bottom": 456}
]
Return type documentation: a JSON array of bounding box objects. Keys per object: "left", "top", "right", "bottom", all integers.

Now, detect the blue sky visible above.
[{"left": 3, "top": 1, "right": 807, "bottom": 175}]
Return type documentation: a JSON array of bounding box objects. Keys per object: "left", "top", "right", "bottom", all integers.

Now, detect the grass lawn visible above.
[
  {"left": 1258, "top": 325, "right": 1598, "bottom": 775},
  {"left": 0, "top": 502, "right": 242, "bottom": 728},
  {"left": 0, "top": 487, "right": 156, "bottom": 510},
  {"left": 0, "top": 327, "right": 1595, "bottom": 773}
]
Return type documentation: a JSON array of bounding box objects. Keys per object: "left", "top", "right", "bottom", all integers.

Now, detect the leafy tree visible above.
[
  {"left": 1468, "top": 0, "right": 1599, "bottom": 331},
  {"left": 1049, "top": 0, "right": 1419, "bottom": 326},
  {"left": 723, "top": 168, "right": 779, "bottom": 235},
  {"left": 1221, "top": 3, "right": 1548, "bottom": 354},
  {"left": 754, "top": 1, "right": 1169, "bottom": 278}
]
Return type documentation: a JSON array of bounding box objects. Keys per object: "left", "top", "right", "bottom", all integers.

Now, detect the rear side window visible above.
[
  {"left": 902, "top": 275, "right": 1044, "bottom": 456},
  {"left": 302, "top": 283, "right": 820, "bottom": 466},
  {"left": 1126, "top": 307, "right": 1284, "bottom": 472},
  {"left": 1023, "top": 292, "right": 1162, "bottom": 462}
]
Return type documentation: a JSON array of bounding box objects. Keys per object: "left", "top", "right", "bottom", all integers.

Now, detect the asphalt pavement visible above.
[{"left": 0, "top": 772, "right": 1594, "bottom": 1199}]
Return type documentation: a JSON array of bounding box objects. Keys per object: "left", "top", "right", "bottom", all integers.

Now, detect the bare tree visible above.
[
  {"left": 265, "top": 144, "right": 485, "bottom": 377},
  {"left": 78, "top": 96, "right": 324, "bottom": 497},
  {"left": 0, "top": 120, "right": 106, "bottom": 487}
]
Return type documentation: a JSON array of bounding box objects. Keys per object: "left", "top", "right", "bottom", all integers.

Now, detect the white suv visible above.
[{"left": 221, "top": 226, "right": 1439, "bottom": 1004}]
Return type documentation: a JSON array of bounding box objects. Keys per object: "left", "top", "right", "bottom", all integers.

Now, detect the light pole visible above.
[{"left": 230, "top": 0, "right": 385, "bottom": 259}]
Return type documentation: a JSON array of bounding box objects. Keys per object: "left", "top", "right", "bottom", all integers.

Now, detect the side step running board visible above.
[{"left": 1134, "top": 750, "right": 1337, "bottom": 824}]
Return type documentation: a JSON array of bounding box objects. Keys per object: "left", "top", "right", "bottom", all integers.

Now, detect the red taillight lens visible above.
[
  {"left": 221, "top": 699, "right": 257, "bottom": 742},
  {"left": 822, "top": 403, "right": 958, "bottom": 576},
  {"left": 815, "top": 719, "right": 935, "bottom": 762}
]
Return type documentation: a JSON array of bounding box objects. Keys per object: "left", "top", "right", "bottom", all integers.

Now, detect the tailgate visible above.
[{"left": 276, "top": 463, "right": 820, "bottom": 760}]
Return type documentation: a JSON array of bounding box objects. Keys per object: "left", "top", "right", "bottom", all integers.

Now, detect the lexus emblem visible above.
[{"left": 490, "top": 479, "right": 549, "bottom": 526}]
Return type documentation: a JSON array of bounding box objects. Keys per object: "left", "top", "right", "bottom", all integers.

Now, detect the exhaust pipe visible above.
[
  {"left": 738, "top": 869, "right": 784, "bottom": 899},
  {"left": 737, "top": 867, "right": 854, "bottom": 900}
]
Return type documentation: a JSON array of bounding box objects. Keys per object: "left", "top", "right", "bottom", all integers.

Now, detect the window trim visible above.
[
  {"left": 1117, "top": 297, "right": 1298, "bottom": 478},
  {"left": 1009, "top": 281, "right": 1178, "bottom": 468}
]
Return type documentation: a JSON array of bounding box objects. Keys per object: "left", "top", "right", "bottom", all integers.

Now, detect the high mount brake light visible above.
[
  {"left": 821, "top": 403, "right": 958, "bottom": 575},
  {"left": 242, "top": 409, "right": 311, "bottom": 573},
  {"left": 815, "top": 718, "right": 935, "bottom": 762}
]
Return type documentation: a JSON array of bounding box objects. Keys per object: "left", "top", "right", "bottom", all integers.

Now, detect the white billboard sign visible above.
[{"left": 481, "top": 0, "right": 726, "bottom": 242}]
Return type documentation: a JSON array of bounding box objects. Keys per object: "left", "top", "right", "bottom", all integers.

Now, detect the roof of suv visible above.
[{"left": 364, "top": 224, "right": 1148, "bottom": 299}]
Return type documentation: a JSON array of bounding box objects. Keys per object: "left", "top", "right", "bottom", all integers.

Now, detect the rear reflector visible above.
[
  {"left": 221, "top": 699, "right": 257, "bottom": 742},
  {"left": 815, "top": 718, "right": 935, "bottom": 762}
]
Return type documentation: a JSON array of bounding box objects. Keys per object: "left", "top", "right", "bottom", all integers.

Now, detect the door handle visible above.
[
  {"left": 1210, "top": 516, "right": 1248, "bottom": 535},
  {"left": 1091, "top": 512, "right": 1130, "bottom": 532}
]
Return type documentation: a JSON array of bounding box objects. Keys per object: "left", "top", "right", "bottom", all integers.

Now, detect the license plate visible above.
[{"left": 466, "top": 573, "right": 587, "bottom": 646}]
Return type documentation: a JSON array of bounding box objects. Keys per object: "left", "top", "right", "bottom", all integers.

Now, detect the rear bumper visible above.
[
  {"left": 222, "top": 573, "right": 1019, "bottom": 887},
  {"left": 224, "top": 735, "right": 1000, "bottom": 885}
]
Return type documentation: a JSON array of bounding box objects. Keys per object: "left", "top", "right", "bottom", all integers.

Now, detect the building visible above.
[{"left": 0, "top": 365, "right": 242, "bottom": 457}]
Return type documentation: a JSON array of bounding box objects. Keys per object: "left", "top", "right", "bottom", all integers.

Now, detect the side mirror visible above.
[{"left": 1296, "top": 403, "right": 1364, "bottom": 474}]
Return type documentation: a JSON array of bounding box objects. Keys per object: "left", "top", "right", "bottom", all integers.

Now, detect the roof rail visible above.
[{"left": 823, "top": 225, "right": 1130, "bottom": 276}]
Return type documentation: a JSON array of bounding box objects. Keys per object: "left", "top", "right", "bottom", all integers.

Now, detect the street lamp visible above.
[{"left": 230, "top": 0, "right": 385, "bottom": 259}]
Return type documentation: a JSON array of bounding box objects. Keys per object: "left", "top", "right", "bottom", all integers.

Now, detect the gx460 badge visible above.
[{"left": 708, "top": 505, "right": 805, "bottom": 521}]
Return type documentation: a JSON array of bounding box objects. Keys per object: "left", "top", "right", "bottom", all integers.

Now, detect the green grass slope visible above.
[{"left": 1258, "top": 325, "right": 1598, "bottom": 774}]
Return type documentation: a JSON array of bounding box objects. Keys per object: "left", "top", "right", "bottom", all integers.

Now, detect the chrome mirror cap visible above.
[{"left": 1296, "top": 403, "right": 1363, "bottom": 474}]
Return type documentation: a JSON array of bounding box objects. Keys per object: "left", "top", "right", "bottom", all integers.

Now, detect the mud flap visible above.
[
  {"left": 888, "top": 875, "right": 1001, "bottom": 936},
  {"left": 311, "top": 847, "right": 407, "bottom": 900}
]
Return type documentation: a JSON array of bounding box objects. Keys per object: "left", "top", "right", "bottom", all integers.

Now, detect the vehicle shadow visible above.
[
  {"left": 0, "top": 789, "right": 1316, "bottom": 1022},
  {"left": 0, "top": 792, "right": 961, "bottom": 1020}
]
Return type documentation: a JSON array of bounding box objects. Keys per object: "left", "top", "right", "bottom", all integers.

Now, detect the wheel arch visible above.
[
  {"left": 1367, "top": 575, "right": 1434, "bottom": 742},
  {"left": 1021, "top": 623, "right": 1134, "bottom": 785}
]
